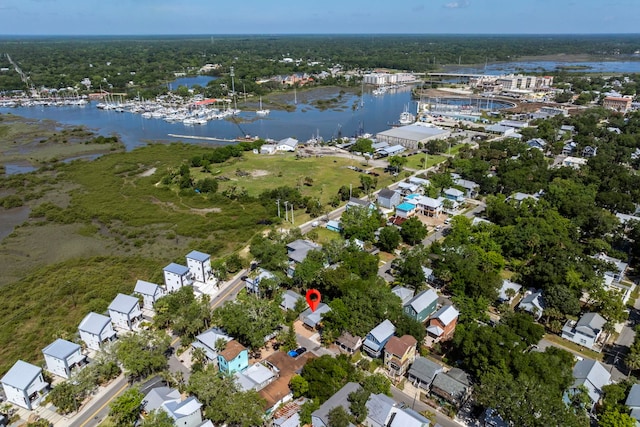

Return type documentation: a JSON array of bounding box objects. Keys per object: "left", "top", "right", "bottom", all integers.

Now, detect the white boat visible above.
[
  {"left": 256, "top": 96, "right": 270, "bottom": 116},
  {"left": 399, "top": 105, "right": 415, "bottom": 125}
]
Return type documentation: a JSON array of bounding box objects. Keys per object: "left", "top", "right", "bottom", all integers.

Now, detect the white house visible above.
[
  {"left": 134, "top": 280, "right": 165, "bottom": 310},
  {"left": 144, "top": 386, "right": 204, "bottom": 427},
  {"left": 562, "top": 156, "right": 588, "bottom": 169},
  {"left": 163, "top": 263, "right": 192, "bottom": 292},
  {"left": 1, "top": 360, "right": 49, "bottom": 410},
  {"left": 42, "top": 338, "right": 86, "bottom": 379},
  {"left": 78, "top": 312, "right": 117, "bottom": 350},
  {"left": 108, "top": 293, "right": 143, "bottom": 331},
  {"left": 276, "top": 137, "right": 299, "bottom": 152},
  {"left": 260, "top": 144, "right": 277, "bottom": 154},
  {"left": 561, "top": 312, "right": 606, "bottom": 350},
  {"left": 186, "top": 250, "right": 212, "bottom": 283}
]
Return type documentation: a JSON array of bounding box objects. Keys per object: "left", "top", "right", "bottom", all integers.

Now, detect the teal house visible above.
[
  {"left": 217, "top": 340, "right": 249, "bottom": 375},
  {"left": 403, "top": 289, "right": 438, "bottom": 323}
]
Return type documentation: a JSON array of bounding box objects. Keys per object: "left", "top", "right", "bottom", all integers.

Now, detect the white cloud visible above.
[{"left": 444, "top": 0, "right": 469, "bottom": 8}]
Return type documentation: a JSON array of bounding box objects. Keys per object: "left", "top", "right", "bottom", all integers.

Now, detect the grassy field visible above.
[{"left": 404, "top": 153, "right": 448, "bottom": 170}]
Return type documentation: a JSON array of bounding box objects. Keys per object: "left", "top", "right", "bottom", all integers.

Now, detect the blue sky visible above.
[{"left": 0, "top": 0, "right": 638, "bottom": 35}]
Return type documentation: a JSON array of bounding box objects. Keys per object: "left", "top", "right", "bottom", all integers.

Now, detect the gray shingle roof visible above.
[
  {"left": 1, "top": 360, "right": 42, "bottom": 390},
  {"left": 42, "top": 338, "right": 80, "bottom": 359},
  {"left": 312, "top": 382, "right": 361, "bottom": 425},
  {"left": 432, "top": 369, "right": 470, "bottom": 401},
  {"left": 626, "top": 384, "right": 640, "bottom": 408},
  {"left": 378, "top": 188, "right": 398, "bottom": 200},
  {"left": 186, "top": 250, "right": 210, "bottom": 262},
  {"left": 575, "top": 313, "right": 606, "bottom": 338},
  {"left": 572, "top": 359, "right": 611, "bottom": 405},
  {"left": 301, "top": 303, "right": 331, "bottom": 328},
  {"left": 408, "top": 357, "right": 443, "bottom": 385},
  {"left": 78, "top": 312, "right": 112, "bottom": 335},
  {"left": 108, "top": 293, "right": 139, "bottom": 313},
  {"left": 163, "top": 262, "right": 190, "bottom": 276},
  {"left": 286, "top": 239, "right": 321, "bottom": 264},
  {"left": 366, "top": 393, "right": 397, "bottom": 426},
  {"left": 144, "top": 386, "right": 181, "bottom": 411},
  {"left": 392, "top": 286, "right": 415, "bottom": 306},
  {"left": 405, "top": 289, "right": 438, "bottom": 315}
]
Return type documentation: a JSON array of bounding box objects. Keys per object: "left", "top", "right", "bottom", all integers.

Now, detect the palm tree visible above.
[{"left": 625, "top": 351, "right": 640, "bottom": 374}]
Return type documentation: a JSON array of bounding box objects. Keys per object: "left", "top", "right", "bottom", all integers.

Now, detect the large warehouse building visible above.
[{"left": 376, "top": 123, "right": 451, "bottom": 150}]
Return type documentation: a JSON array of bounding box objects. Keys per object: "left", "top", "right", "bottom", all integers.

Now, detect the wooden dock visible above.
[{"left": 168, "top": 134, "right": 238, "bottom": 143}]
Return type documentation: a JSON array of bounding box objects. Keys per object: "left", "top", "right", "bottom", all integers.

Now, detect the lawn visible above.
[{"left": 404, "top": 153, "right": 448, "bottom": 171}]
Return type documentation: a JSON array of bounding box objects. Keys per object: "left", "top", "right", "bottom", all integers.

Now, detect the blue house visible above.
[
  {"left": 217, "top": 340, "right": 249, "bottom": 375},
  {"left": 443, "top": 188, "right": 465, "bottom": 203},
  {"left": 403, "top": 289, "right": 438, "bottom": 323},
  {"left": 363, "top": 320, "right": 396, "bottom": 358},
  {"left": 326, "top": 220, "right": 342, "bottom": 233},
  {"left": 396, "top": 202, "right": 417, "bottom": 219}
]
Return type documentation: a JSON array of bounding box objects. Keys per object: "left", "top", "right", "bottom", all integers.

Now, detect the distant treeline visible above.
[{"left": 1, "top": 34, "right": 639, "bottom": 94}]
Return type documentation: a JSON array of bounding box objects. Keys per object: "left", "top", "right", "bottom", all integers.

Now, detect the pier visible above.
[{"left": 168, "top": 134, "right": 243, "bottom": 143}]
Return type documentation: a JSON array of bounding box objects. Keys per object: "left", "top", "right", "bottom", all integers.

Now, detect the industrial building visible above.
[{"left": 376, "top": 123, "right": 450, "bottom": 150}]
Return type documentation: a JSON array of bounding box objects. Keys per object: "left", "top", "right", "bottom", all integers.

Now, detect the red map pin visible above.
[{"left": 305, "top": 289, "right": 321, "bottom": 312}]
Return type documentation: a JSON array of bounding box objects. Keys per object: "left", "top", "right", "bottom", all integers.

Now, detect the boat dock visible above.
[{"left": 168, "top": 134, "right": 239, "bottom": 143}]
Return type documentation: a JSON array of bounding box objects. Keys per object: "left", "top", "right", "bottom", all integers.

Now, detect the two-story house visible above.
[
  {"left": 569, "top": 359, "right": 611, "bottom": 410},
  {"left": 191, "top": 327, "right": 232, "bottom": 363},
  {"left": 108, "top": 293, "right": 143, "bottom": 331},
  {"left": 408, "top": 356, "right": 444, "bottom": 391},
  {"left": 363, "top": 320, "right": 396, "bottom": 358},
  {"left": 561, "top": 312, "right": 607, "bottom": 350},
  {"left": 403, "top": 289, "right": 438, "bottom": 323},
  {"left": 217, "top": 340, "right": 249, "bottom": 375},
  {"left": 431, "top": 368, "right": 472, "bottom": 408},
  {"left": 186, "top": 250, "right": 212, "bottom": 284},
  {"left": 286, "top": 239, "right": 321, "bottom": 277},
  {"left": 443, "top": 187, "right": 465, "bottom": 203},
  {"left": 144, "top": 386, "right": 204, "bottom": 427},
  {"left": 426, "top": 305, "right": 459, "bottom": 344},
  {"left": 42, "top": 338, "right": 86, "bottom": 379},
  {"left": 377, "top": 188, "right": 402, "bottom": 209},
  {"left": 163, "top": 262, "right": 192, "bottom": 292},
  {"left": 383, "top": 335, "right": 417, "bottom": 378},
  {"left": 1, "top": 360, "right": 49, "bottom": 410},
  {"left": 134, "top": 279, "right": 165, "bottom": 310},
  {"left": 245, "top": 268, "right": 277, "bottom": 296},
  {"left": 78, "top": 312, "right": 117, "bottom": 350}
]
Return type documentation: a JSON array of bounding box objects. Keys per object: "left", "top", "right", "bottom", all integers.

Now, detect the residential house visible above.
[
  {"left": 261, "top": 352, "right": 314, "bottom": 415},
  {"left": 560, "top": 125, "right": 576, "bottom": 135},
  {"left": 498, "top": 279, "right": 522, "bottom": 304},
  {"left": 403, "top": 289, "right": 438, "bottom": 323},
  {"left": 426, "top": 305, "right": 459, "bottom": 343},
  {"left": 281, "top": 290, "right": 304, "bottom": 311},
  {"left": 395, "top": 201, "right": 417, "bottom": 218},
  {"left": 507, "top": 192, "right": 540, "bottom": 204},
  {"left": 217, "top": 340, "right": 249, "bottom": 375},
  {"left": 143, "top": 386, "right": 204, "bottom": 427},
  {"left": 570, "top": 359, "right": 611, "bottom": 410},
  {"left": 594, "top": 252, "right": 628, "bottom": 283},
  {"left": 234, "top": 363, "right": 276, "bottom": 392},
  {"left": 561, "top": 156, "right": 588, "bottom": 169},
  {"left": 454, "top": 178, "right": 480, "bottom": 198},
  {"left": 388, "top": 408, "right": 434, "bottom": 427},
  {"left": 391, "top": 286, "right": 415, "bottom": 305},
  {"left": 108, "top": 293, "right": 143, "bottom": 331},
  {"left": 260, "top": 144, "right": 277, "bottom": 155},
  {"left": 163, "top": 263, "right": 192, "bottom": 292},
  {"left": 365, "top": 392, "right": 398, "bottom": 427},
  {"left": 347, "top": 197, "right": 376, "bottom": 211},
  {"left": 42, "top": 338, "right": 86, "bottom": 379},
  {"left": 363, "top": 320, "right": 397, "bottom": 358},
  {"left": 413, "top": 195, "right": 443, "bottom": 217},
  {"left": 300, "top": 303, "right": 331, "bottom": 330},
  {"left": 561, "top": 312, "right": 606, "bottom": 350},
  {"left": 384, "top": 335, "right": 417, "bottom": 378},
  {"left": 561, "top": 140, "right": 577, "bottom": 156},
  {"left": 326, "top": 220, "right": 342, "bottom": 233},
  {"left": 526, "top": 138, "right": 547, "bottom": 150},
  {"left": 408, "top": 356, "right": 444, "bottom": 391},
  {"left": 517, "top": 289, "right": 544, "bottom": 319},
  {"left": 409, "top": 177, "right": 430, "bottom": 189},
  {"left": 272, "top": 397, "right": 309, "bottom": 427},
  {"left": 276, "top": 137, "right": 299, "bottom": 152},
  {"left": 443, "top": 188, "right": 465, "bottom": 203},
  {"left": 377, "top": 188, "right": 402, "bottom": 209},
  {"left": 245, "top": 268, "right": 277, "bottom": 296},
  {"left": 286, "top": 239, "right": 321, "bottom": 277},
  {"left": 78, "top": 312, "right": 117, "bottom": 350},
  {"left": 1, "top": 360, "right": 49, "bottom": 410},
  {"left": 336, "top": 332, "right": 363, "bottom": 354},
  {"left": 582, "top": 145, "right": 598, "bottom": 158},
  {"left": 431, "top": 368, "right": 472, "bottom": 408},
  {"left": 594, "top": 252, "right": 632, "bottom": 304},
  {"left": 312, "top": 382, "right": 361, "bottom": 427},
  {"left": 397, "top": 182, "right": 420, "bottom": 195},
  {"left": 625, "top": 384, "right": 640, "bottom": 425},
  {"left": 134, "top": 280, "right": 165, "bottom": 310},
  {"left": 186, "top": 250, "right": 212, "bottom": 283},
  {"left": 422, "top": 267, "right": 438, "bottom": 286},
  {"left": 191, "top": 327, "right": 232, "bottom": 362}
]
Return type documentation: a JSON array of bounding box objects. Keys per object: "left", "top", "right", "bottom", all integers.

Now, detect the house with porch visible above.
[
  {"left": 561, "top": 312, "right": 606, "bottom": 351},
  {"left": 143, "top": 386, "right": 204, "bottom": 427},
  {"left": 395, "top": 201, "right": 417, "bottom": 219},
  {"left": 1, "top": 360, "right": 49, "bottom": 410},
  {"left": 186, "top": 250, "right": 212, "bottom": 283},
  {"left": 526, "top": 138, "right": 547, "bottom": 150},
  {"left": 134, "top": 279, "right": 165, "bottom": 310},
  {"left": 191, "top": 327, "right": 232, "bottom": 363},
  {"left": 78, "top": 312, "right": 117, "bottom": 350},
  {"left": 517, "top": 289, "right": 544, "bottom": 319},
  {"left": 454, "top": 178, "right": 480, "bottom": 198},
  {"left": 300, "top": 303, "right": 331, "bottom": 330},
  {"left": 286, "top": 239, "right": 322, "bottom": 277},
  {"left": 403, "top": 289, "right": 438, "bottom": 323},
  {"left": 569, "top": 359, "right": 611, "bottom": 410},
  {"left": 108, "top": 293, "right": 143, "bottom": 331},
  {"left": 244, "top": 268, "right": 277, "bottom": 296},
  {"left": 335, "top": 332, "right": 363, "bottom": 354},
  {"left": 431, "top": 368, "right": 472, "bottom": 408},
  {"left": 383, "top": 335, "right": 417, "bottom": 379},
  {"left": 408, "top": 356, "right": 444, "bottom": 391},
  {"left": 426, "top": 305, "right": 459, "bottom": 344},
  {"left": 218, "top": 340, "right": 249, "bottom": 375},
  {"left": 363, "top": 320, "right": 396, "bottom": 358},
  {"left": 414, "top": 195, "right": 443, "bottom": 217},
  {"left": 443, "top": 188, "right": 465, "bottom": 203},
  {"left": 312, "top": 382, "right": 361, "bottom": 427},
  {"left": 346, "top": 197, "right": 376, "bottom": 211},
  {"left": 42, "top": 338, "right": 86, "bottom": 379},
  {"left": 163, "top": 262, "right": 192, "bottom": 292}
]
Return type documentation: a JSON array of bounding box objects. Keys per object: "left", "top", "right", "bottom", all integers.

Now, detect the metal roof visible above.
[
  {"left": 572, "top": 359, "right": 611, "bottom": 404},
  {"left": 408, "top": 357, "right": 444, "bottom": 385},
  {"left": 377, "top": 123, "right": 449, "bottom": 142},
  {"left": 108, "top": 293, "right": 139, "bottom": 314},
  {"left": 368, "top": 319, "right": 396, "bottom": 342},
  {"left": 396, "top": 202, "right": 417, "bottom": 212},
  {"left": 42, "top": 338, "right": 80, "bottom": 359},
  {"left": 575, "top": 312, "right": 606, "bottom": 338},
  {"left": 626, "top": 384, "right": 640, "bottom": 408},
  {"left": 78, "top": 312, "right": 112, "bottom": 335},
  {"left": 312, "top": 382, "right": 361, "bottom": 425},
  {"left": 392, "top": 286, "right": 415, "bottom": 305},
  {"left": 366, "top": 393, "right": 397, "bottom": 426},
  {"left": 1, "top": 360, "right": 42, "bottom": 390},
  {"left": 432, "top": 305, "right": 459, "bottom": 326},
  {"left": 134, "top": 279, "right": 161, "bottom": 296},
  {"left": 405, "top": 289, "right": 438, "bottom": 315},
  {"left": 186, "top": 250, "right": 210, "bottom": 262},
  {"left": 163, "top": 262, "right": 190, "bottom": 276}
]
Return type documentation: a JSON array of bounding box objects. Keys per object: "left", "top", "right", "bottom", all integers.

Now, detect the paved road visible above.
[
  {"left": 390, "top": 386, "right": 463, "bottom": 427},
  {"left": 295, "top": 333, "right": 336, "bottom": 357},
  {"left": 67, "top": 375, "right": 128, "bottom": 427}
]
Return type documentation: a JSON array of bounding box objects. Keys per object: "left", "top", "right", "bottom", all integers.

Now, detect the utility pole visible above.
[
  {"left": 291, "top": 203, "right": 294, "bottom": 224},
  {"left": 276, "top": 199, "right": 281, "bottom": 218},
  {"left": 284, "top": 201, "right": 289, "bottom": 222},
  {"left": 349, "top": 183, "right": 352, "bottom": 199}
]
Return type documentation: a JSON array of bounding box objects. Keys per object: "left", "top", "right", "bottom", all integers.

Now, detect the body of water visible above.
[
  {"left": 170, "top": 75, "right": 217, "bottom": 88},
  {"left": 451, "top": 60, "right": 640, "bottom": 75}
]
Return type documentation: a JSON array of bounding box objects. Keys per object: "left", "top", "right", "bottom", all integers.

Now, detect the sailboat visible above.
[{"left": 256, "top": 96, "right": 270, "bottom": 116}]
